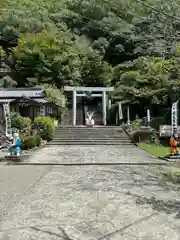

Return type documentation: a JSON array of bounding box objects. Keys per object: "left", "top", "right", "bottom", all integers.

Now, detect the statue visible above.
[
  {"left": 169, "top": 132, "right": 180, "bottom": 155},
  {"left": 85, "top": 111, "right": 95, "bottom": 127},
  {"left": 8, "top": 132, "right": 22, "bottom": 156}
]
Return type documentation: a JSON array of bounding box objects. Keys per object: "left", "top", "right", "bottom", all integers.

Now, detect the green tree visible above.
[
  {"left": 12, "top": 30, "right": 82, "bottom": 87},
  {"left": 0, "top": 0, "right": 180, "bottom": 112},
  {"left": 45, "top": 85, "right": 67, "bottom": 109},
  {"left": 81, "top": 52, "right": 112, "bottom": 87},
  {"left": 113, "top": 56, "right": 180, "bottom": 106}
]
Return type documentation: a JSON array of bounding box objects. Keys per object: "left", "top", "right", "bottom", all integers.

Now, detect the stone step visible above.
[
  {"left": 54, "top": 135, "right": 128, "bottom": 138},
  {"left": 56, "top": 127, "right": 123, "bottom": 129},
  {"left": 47, "top": 142, "right": 133, "bottom": 145},
  {"left": 53, "top": 136, "right": 130, "bottom": 139},
  {"left": 49, "top": 139, "right": 132, "bottom": 145},
  {"left": 55, "top": 130, "right": 125, "bottom": 134},
  {"left": 56, "top": 129, "right": 126, "bottom": 135},
  {"left": 51, "top": 126, "right": 131, "bottom": 146},
  {"left": 52, "top": 138, "right": 131, "bottom": 142},
  {"left": 58, "top": 126, "right": 123, "bottom": 128}
]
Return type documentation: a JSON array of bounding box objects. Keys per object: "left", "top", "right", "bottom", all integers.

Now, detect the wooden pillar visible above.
[
  {"left": 102, "top": 91, "right": 107, "bottom": 125},
  {"left": 73, "top": 90, "right": 77, "bottom": 126},
  {"left": 127, "top": 105, "right": 130, "bottom": 125}
]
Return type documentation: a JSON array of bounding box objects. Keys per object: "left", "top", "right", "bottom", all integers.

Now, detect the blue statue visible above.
[{"left": 8, "top": 133, "right": 22, "bottom": 156}]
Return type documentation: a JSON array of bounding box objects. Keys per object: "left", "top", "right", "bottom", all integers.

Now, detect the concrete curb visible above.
[
  {"left": 123, "top": 128, "right": 137, "bottom": 146},
  {"left": 158, "top": 156, "right": 174, "bottom": 162},
  {"left": 137, "top": 144, "right": 173, "bottom": 163}
]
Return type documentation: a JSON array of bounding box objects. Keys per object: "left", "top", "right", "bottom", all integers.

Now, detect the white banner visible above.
[
  {"left": 147, "top": 109, "right": 150, "bottom": 122},
  {"left": 40, "top": 105, "right": 45, "bottom": 116},
  {"left": 118, "top": 102, "right": 123, "bottom": 120},
  {"left": 3, "top": 103, "right": 12, "bottom": 137},
  {"left": 171, "top": 101, "right": 178, "bottom": 133}
]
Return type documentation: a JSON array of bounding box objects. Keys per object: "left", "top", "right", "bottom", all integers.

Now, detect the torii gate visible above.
[{"left": 64, "top": 86, "right": 114, "bottom": 126}]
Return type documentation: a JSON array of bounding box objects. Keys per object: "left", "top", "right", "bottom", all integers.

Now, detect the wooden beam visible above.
[
  {"left": 64, "top": 86, "right": 114, "bottom": 92},
  {"left": 76, "top": 93, "right": 102, "bottom": 97}
]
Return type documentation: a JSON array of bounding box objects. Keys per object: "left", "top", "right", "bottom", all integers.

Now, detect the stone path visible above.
[
  {"left": 0, "top": 145, "right": 180, "bottom": 239},
  {"left": 25, "top": 145, "right": 162, "bottom": 164}
]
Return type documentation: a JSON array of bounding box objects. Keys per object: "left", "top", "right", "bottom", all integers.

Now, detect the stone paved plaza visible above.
[
  {"left": 0, "top": 145, "right": 180, "bottom": 239},
  {"left": 26, "top": 145, "right": 161, "bottom": 164}
]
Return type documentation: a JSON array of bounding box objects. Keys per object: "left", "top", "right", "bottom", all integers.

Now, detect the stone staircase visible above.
[
  {"left": 62, "top": 103, "right": 84, "bottom": 125},
  {"left": 48, "top": 126, "right": 132, "bottom": 145}
]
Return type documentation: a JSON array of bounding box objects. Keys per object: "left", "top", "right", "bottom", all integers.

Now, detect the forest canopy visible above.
[{"left": 0, "top": 0, "right": 180, "bottom": 107}]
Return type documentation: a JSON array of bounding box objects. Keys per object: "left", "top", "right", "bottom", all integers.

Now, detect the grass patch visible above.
[{"left": 139, "top": 143, "right": 169, "bottom": 157}]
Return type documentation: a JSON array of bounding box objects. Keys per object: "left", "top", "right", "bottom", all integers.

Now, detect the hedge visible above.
[
  {"left": 22, "top": 135, "right": 41, "bottom": 149},
  {"left": 34, "top": 116, "right": 55, "bottom": 141}
]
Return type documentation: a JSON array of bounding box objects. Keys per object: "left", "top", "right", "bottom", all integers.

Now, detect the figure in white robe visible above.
[{"left": 85, "top": 112, "right": 95, "bottom": 126}]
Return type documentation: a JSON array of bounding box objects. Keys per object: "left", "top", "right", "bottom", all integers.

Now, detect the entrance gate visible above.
[{"left": 64, "top": 86, "right": 114, "bottom": 126}]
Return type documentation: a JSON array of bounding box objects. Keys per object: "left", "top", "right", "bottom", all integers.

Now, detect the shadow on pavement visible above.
[{"left": 128, "top": 193, "right": 180, "bottom": 219}]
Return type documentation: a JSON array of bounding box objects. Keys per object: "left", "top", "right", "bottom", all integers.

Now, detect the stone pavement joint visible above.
[{"left": 98, "top": 212, "right": 158, "bottom": 240}]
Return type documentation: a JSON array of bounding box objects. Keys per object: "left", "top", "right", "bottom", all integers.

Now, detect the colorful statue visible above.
[
  {"left": 85, "top": 111, "right": 95, "bottom": 127},
  {"left": 8, "top": 132, "right": 22, "bottom": 156},
  {"left": 169, "top": 133, "right": 180, "bottom": 155}
]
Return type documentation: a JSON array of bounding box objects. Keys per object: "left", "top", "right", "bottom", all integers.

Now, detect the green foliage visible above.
[
  {"left": 0, "top": 46, "right": 4, "bottom": 56},
  {"left": 35, "top": 134, "right": 41, "bottom": 146},
  {"left": 131, "top": 129, "right": 159, "bottom": 144},
  {"left": 1, "top": 0, "right": 180, "bottom": 109},
  {"left": 10, "top": 112, "right": 32, "bottom": 130},
  {"left": 34, "top": 116, "right": 55, "bottom": 141},
  {"left": 22, "top": 136, "right": 37, "bottom": 149},
  {"left": 81, "top": 52, "right": 112, "bottom": 87},
  {"left": 45, "top": 85, "right": 66, "bottom": 109},
  {"left": 131, "top": 116, "right": 141, "bottom": 130},
  {"left": 113, "top": 56, "right": 180, "bottom": 105}
]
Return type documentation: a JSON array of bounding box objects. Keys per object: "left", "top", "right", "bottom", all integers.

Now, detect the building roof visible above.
[
  {"left": 0, "top": 97, "right": 49, "bottom": 104},
  {"left": 0, "top": 87, "right": 45, "bottom": 98},
  {"left": 11, "top": 97, "right": 49, "bottom": 103},
  {"left": 0, "top": 99, "right": 14, "bottom": 103}
]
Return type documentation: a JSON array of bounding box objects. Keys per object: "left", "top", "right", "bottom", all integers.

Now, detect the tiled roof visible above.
[
  {"left": 33, "top": 98, "right": 48, "bottom": 103},
  {"left": 0, "top": 98, "right": 49, "bottom": 104},
  {"left": 0, "top": 88, "right": 45, "bottom": 98},
  {"left": 0, "top": 99, "right": 14, "bottom": 103}
]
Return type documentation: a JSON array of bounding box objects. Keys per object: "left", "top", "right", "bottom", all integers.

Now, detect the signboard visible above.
[
  {"left": 118, "top": 102, "right": 123, "bottom": 120},
  {"left": 171, "top": 101, "right": 178, "bottom": 134}
]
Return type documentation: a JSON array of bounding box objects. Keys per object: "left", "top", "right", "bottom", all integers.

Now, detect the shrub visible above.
[
  {"left": 22, "top": 136, "right": 37, "bottom": 149},
  {"left": 130, "top": 129, "right": 159, "bottom": 144},
  {"left": 131, "top": 116, "right": 141, "bottom": 130},
  {"left": 34, "top": 116, "right": 55, "bottom": 141},
  {"left": 35, "top": 135, "right": 41, "bottom": 146},
  {"left": 11, "top": 113, "right": 32, "bottom": 130}
]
